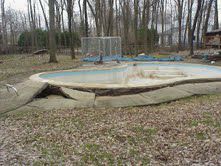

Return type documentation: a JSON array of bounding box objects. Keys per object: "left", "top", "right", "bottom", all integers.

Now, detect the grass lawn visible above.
[
  {"left": 0, "top": 54, "right": 221, "bottom": 165},
  {"left": 0, "top": 54, "right": 82, "bottom": 86}
]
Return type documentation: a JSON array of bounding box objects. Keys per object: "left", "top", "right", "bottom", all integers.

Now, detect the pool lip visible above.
[{"left": 29, "top": 62, "right": 221, "bottom": 89}]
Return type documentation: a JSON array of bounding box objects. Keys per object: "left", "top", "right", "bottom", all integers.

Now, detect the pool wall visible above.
[{"left": 30, "top": 62, "right": 221, "bottom": 89}]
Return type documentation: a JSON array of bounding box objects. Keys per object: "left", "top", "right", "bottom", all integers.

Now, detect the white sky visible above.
[
  {"left": 5, "top": 0, "right": 221, "bottom": 27},
  {"left": 6, "top": 0, "right": 28, "bottom": 11}
]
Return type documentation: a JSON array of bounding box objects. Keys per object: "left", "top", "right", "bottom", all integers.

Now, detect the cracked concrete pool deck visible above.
[
  {"left": 0, "top": 80, "right": 48, "bottom": 114},
  {"left": 1, "top": 79, "right": 221, "bottom": 114}
]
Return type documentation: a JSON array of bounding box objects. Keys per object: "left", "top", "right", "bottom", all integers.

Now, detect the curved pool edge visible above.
[
  {"left": 25, "top": 81, "right": 221, "bottom": 109},
  {"left": 29, "top": 62, "right": 221, "bottom": 90}
]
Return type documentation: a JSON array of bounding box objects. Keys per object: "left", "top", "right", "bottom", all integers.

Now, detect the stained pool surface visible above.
[{"left": 30, "top": 62, "right": 221, "bottom": 89}]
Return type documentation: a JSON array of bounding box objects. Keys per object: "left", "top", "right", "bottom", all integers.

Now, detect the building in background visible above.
[{"left": 204, "top": 28, "right": 221, "bottom": 49}]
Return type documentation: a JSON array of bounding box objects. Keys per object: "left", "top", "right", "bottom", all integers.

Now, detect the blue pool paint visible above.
[
  {"left": 40, "top": 66, "right": 126, "bottom": 79},
  {"left": 39, "top": 63, "right": 221, "bottom": 79}
]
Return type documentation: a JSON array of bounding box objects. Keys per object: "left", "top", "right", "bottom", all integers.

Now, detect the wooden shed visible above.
[{"left": 204, "top": 28, "right": 221, "bottom": 48}]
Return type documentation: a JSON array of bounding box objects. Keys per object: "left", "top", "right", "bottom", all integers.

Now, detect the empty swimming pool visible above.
[{"left": 30, "top": 62, "right": 221, "bottom": 89}]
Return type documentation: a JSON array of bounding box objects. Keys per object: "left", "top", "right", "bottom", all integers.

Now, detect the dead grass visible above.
[
  {"left": 0, "top": 54, "right": 82, "bottom": 85},
  {"left": 1, "top": 95, "right": 221, "bottom": 165}
]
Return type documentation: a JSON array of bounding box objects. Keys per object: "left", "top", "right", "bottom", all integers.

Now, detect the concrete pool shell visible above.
[
  {"left": 27, "top": 62, "right": 221, "bottom": 108},
  {"left": 30, "top": 62, "right": 221, "bottom": 90},
  {"left": 3, "top": 62, "right": 221, "bottom": 114}
]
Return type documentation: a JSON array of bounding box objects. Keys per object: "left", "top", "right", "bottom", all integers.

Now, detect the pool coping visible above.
[{"left": 11, "top": 81, "right": 221, "bottom": 110}]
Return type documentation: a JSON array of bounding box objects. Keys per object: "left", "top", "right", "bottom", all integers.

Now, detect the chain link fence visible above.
[{"left": 81, "top": 37, "right": 122, "bottom": 57}]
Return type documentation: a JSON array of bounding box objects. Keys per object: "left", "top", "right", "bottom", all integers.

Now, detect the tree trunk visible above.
[
  {"left": 203, "top": 0, "right": 213, "bottom": 37},
  {"left": 61, "top": 0, "right": 67, "bottom": 47},
  {"left": 214, "top": 0, "right": 219, "bottom": 29},
  {"left": 134, "top": 0, "right": 139, "bottom": 55},
  {"left": 121, "top": 0, "right": 130, "bottom": 54},
  {"left": 115, "top": 0, "right": 118, "bottom": 35},
  {"left": 187, "top": 0, "right": 193, "bottom": 49},
  {"left": 49, "top": 0, "right": 58, "bottom": 63},
  {"left": 83, "top": 0, "right": 89, "bottom": 36},
  {"left": 106, "top": 0, "right": 114, "bottom": 36},
  {"left": 155, "top": 1, "right": 159, "bottom": 31},
  {"left": 28, "top": 0, "right": 36, "bottom": 52},
  {"left": 87, "top": 0, "right": 102, "bottom": 36},
  {"left": 177, "top": 0, "right": 184, "bottom": 50},
  {"left": 160, "top": 0, "right": 165, "bottom": 46},
  {"left": 189, "top": 0, "right": 201, "bottom": 55},
  {"left": 1, "top": 0, "right": 7, "bottom": 53},
  {"left": 196, "top": 0, "right": 204, "bottom": 49},
  {"left": 55, "top": 0, "right": 62, "bottom": 48},
  {"left": 67, "top": 0, "right": 75, "bottom": 59}
]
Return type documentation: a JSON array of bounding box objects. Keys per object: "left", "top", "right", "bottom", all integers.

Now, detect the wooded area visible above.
[{"left": 0, "top": 0, "right": 220, "bottom": 62}]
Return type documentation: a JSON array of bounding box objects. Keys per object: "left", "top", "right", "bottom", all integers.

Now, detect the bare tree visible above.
[
  {"left": 175, "top": 0, "right": 184, "bottom": 50},
  {"left": 27, "top": 0, "right": 37, "bottom": 51},
  {"left": 87, "top": 0, "right": 102, "bottom": 36},
  {"left": 83, "top": 0, "right": 89, "bottom": 36},
  {"left": 189, "top": 0, "right": 202, "bottom": 55},
  {"left": 196, "top": 0, "right": 205, "bottom": 48},
  {"left": 67, "top": 0, "right": 76, "bottom": 59},
  {"left": 120, "top": 0, "right": 131, "bottom": 53},
  {"left": 183, "top": 0, "right": 193, "bottom": 47},
  {"left": 203, "top": 0, "right": 213, "bottom": 37},
  {"left": 49, "top": 0, "right": 58, "bottom": 63},
  {"left": 115, "top": 0, "right": 119, "bottom": 35},
  {"left": 134, "top": 0, "right": 139, "bottom": 55},
  {"left": 141, "top": 0, "right": 150, "bottom": 53},
  {"left": 39, "top": 0, "right": 49, "bottom": 30},
  {"left": 106, "top": 0, "right": 114, "bottom": 36},
  {"left": 0, "top": 0, "right": 218, "bottom": 56},
  {"left": 1, "top": 0, "right": 7, "bottom": 52},
  {"left": 213, "top": 0, "right": 219, "bottom": 29},
  {"left": 159, "top": 0, "right": 165, "bottom": 46}
]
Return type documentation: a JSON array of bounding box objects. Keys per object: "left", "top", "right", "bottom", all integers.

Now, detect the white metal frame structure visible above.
[{"left": 81, "top": 37, "right": 122, "bottom": 57}]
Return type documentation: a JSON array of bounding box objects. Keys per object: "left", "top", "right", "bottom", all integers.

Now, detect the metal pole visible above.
[
  {"left": 110, "top": 38, "right": 112, "bottom": 56},
  {"left": 98, "top": 38, "right": 100, "bottom": 57},
  {"left": 119, "top": 37, "right": 122, "bottom": 57},
  {"left": 81, "top": 38, "right": 83, "bottom": 56}
]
